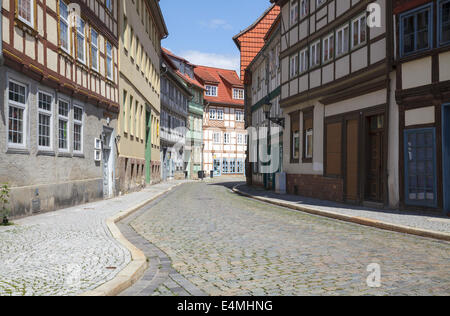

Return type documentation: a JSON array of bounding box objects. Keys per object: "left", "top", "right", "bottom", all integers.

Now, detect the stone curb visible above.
[
  {"left": 80, "top": 182, "right": 185, "bottom": 296},
  {"left": 232, "top": 184, "right": 450, "bottom": 242}
]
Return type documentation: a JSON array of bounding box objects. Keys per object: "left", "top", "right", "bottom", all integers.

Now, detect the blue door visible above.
[
  {"left": 443, "top": 104, "right": 450, "bottom": 215},
  {"left": 213, "top": 159, "right": 221, "bottom": 177}
]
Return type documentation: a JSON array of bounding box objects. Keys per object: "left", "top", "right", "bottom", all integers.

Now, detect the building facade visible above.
[
  {"left": 195, "top": 66, "right": 247, "bottom": 177},
  {"left": 117, "top": 0, "right": 167, "bottom": 192},
  {"left": 246, "top": 17, "right": 283, "bottom": 190},
  {"left": 161, "top": 48, "right": 205, "bottom": 180},
  {"left": 273, "top": 0, "right": 399, "bottom": 208},
  {"left": 160, "top": 49, "right": 190, "bottom": 181},
  {"left": 1, "top": 0, "right": 120, "bottom": 218},
  {"left": 394, "top": 0, "right": 450, "bottom": 215}
]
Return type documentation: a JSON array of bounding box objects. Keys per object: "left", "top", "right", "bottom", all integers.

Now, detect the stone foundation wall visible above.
[
  {"left": 117, "top": 157, "right": 146, "bottom": 194},
  {"left": 8, "top": 178, "right": 104, "bottom": 219},
  {"left": 286, "top": 174, "right": 344, "bottom": 202}
]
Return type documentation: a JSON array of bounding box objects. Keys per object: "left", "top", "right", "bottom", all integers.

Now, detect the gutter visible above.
[{"left": 0, "top": 0, "right": 3, "bottom": 66}]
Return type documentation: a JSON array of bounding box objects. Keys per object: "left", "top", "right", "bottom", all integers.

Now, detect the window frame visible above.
[
  {"left": 106, "top": 41, "right": 113, "bottom": 80},
  {"left": 233, "top": 88, "right": 244, "bottom": 100},
  {"left": 290, "top": 0, "right": 299, "bottom": 26},
  {"left": 58, "top": 99, "right": 71, "bottom": 153},
  {"left": 76, "top": 17, "right": 87, "bottom": 64},
  {"left": 322, "top": 32, "right": 335, "bottom": 64},
  {"left": 399, "top": 3, "right": 433, "bottom": 57},
  {"left": 336, "top": 23, "right": 350, "bottom": 57},
  {"left": 404, "top": 128, "right": 438, "bottom": 208},
  {"left": 59, "top": 0, "right": 70, "bottom": 53},
  {"left": 300, "top": 0, "right": 309, "bottom": 20},
  {"left": 7, "top": 79, "right": 28, "bottom": 149},
  {"left": 73, "top": 104, "right": 84, "bottom": 154},
  {"left": 213, "top": 132, "right": 221, "bottom": 144},
  {"left": 37, "top": 90, "right": 54, "bottom": 152},
  {"left": 224, "top": 133, "right": 231, "bottom": 145},
  {"left": 91, "top": 28, "right": 99, "bottom": 72},
  {"left": 310, "top": 40, "right": 321, "bottom": 68},
  {"left": 351, "top": 13, "right": 367, "bottom": 49},
  {"left": 17, "top": 0, "right": 35, "bottom": 28},
  {"left": 217, "top": 109, "right": 224, "bottom": 121},
  {"left": 209, "top": 109, "right": 216, "bottom": 120},
  {"left": 290, "top": 53, "right": 298, "bottom": 78},
  {"left": 438, "top": 0, "right": 450, "bottom": 47},
  {"left": 235, "top": 111, "right": 244, "bottom": 122},
  {"left": 205, "top": 85, "right": 218, "bottom": 97}
]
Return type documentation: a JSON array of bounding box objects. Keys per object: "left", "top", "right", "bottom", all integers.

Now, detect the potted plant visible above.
[{"left": 1, "top": 183, "right": 10, "bottom": 226}]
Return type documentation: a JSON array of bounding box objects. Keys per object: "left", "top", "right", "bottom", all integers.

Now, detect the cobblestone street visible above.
[
  {"left": 0, "top": 181, "right": 182, "bottom": 296},
  {"left": 130, "top": 179, "right": 450, "bottom": 296}
]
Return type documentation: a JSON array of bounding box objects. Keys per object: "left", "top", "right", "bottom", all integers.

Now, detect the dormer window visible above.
[
  {"left": 233, "top": 89, "right": 244, "bottom": 100},
  {"left": 205, "top": 85, "right": 218, "bottom": 97}
]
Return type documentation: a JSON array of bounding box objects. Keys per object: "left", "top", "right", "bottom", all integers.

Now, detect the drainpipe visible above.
[{"left": 0, "top": 0, "right": 3, "bottom": 66}]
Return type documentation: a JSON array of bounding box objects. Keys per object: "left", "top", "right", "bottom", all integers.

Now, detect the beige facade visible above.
[{"left": 117, "top": 0, "right": 167, "bottom": 192}]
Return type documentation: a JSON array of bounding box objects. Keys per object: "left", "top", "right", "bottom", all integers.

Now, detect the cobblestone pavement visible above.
[
  {"left": 118, "top": 200, "right": 206, "bottom": 297},
  {"left": 0, "top": 181, "right": 183, "bottom": 296},
  {"left": 131, "top": 179, "right": 450, "bottom": 296}
]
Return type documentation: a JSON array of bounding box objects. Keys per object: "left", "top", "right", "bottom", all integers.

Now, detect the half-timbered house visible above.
[{"left": 1, "top": 0, "right": 120, "bottom": 217}]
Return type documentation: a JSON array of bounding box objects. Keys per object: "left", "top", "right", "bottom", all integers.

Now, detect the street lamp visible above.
[{"left": 262, "top": 99, "right": 285, "bottom": 128}]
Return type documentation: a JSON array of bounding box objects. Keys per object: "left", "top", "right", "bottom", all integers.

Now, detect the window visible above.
[
  {"left": 233, "top": 89, "right": 244, "bottom": 100},
  {"left": 58, "top": 100, "right": 70, "bottom": 151},
  {"left": 336, "top": 24, "right": 350, "bottom": 56},
  {"left": 303, "top": 110, "right": 314, "bottom": 160},
  {"left": 299, "top": 48, "right": 308, "bottom": 73},
  {"left": 440, "top": 0, "right": 450, "bottom": 46},
  {"left": 290, "top": 0, "right": 299, "bottom": 26},
  {"left": 323, "top": 33, "right": 334, "bottom": 63},
  {"left": 91, "top": 29, "right": 99, "bottom": 71},
  {"left": 106, "top": 0, "right": 113, "bottom": 12},
  {"left": 237, "top": 160, "right": 244, "bottom": 174},
  {"left": 217, "top": 110, "right": 224, "bottom": 121},
  {"left": 59, "top": 1, "right": 69, "bottom": 52},
  {"left": 8, "top": 81, "right": 27, "bottom": 147},
  {"left": 224, "top": 133, "right": 231, "bottom": 144},
  {"left": 310, "top": 41, "right": 320, "bottom": 68},
  {"left": 404, "top": 128, "right": 437, "bottom": 207},
  {"left": 400, "top": 4, "right": 432, "bottom": 56},
  {"left": 236, "top": 111, "right": 244, "bottom": 122},
  {"left": 237, "top": 134, "right": 244, "bottom": 145},
  {"left": 230, "top": 160, "right": 236, "bottom": 174},
  {"left": 300, "top": 0, "right": 309, "bottom": 19},
  {"left": 223, "top": 159, "right": 229, "bottom": 174},
  {"left": 316, "top": 0, "right": 326, "bottom": 8},
  {"left": 352, "top": 14, "right": 367, "bottom": 48},
  {"left": 205, "top": 85, "right": 218, "bottom": 97},
  {"left": 38, "top": 92, "right": 53, "bottom": 150},
  {"left": 73, "top": 106, "right": 83, "bottom": 153},
  {"left": 18, "top": 0, "right": 34, "bottom": 27},
  {"left": 290, "top": 112, "right": 300, "bottom": 161},
  {"left": 290, "top": 54, "right": 298, "bottom": 78},
  {"left": 106, "top": 42, "right": 113, "bottom": 80},
  {"left": 213, "top": 133, "right": 221, "bottom": 144},
  {"left": 209, "top": 109, "right": 216, "bottom": 120},
  {"left": 77, "top": 18, "right": 86, "bottom": 63}
]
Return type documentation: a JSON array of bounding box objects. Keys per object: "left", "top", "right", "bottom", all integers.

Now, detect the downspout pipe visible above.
[{"left": 0, "top": 0, "right": 3, "bottom": 66}]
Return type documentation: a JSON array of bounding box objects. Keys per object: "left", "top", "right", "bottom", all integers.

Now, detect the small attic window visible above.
[{"left": 206, "top": 85, "right": 218, "bottom": 97}]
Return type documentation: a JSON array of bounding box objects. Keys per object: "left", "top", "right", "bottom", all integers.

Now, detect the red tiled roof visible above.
[
  {"left": 162, "top": 47, "right": 194, "bottom": 66},
  {"left": 233, "top": 4, "right": 280, "bottom": 81},
  {"left": 194, "top": 66, "right": 244, "bottom": 106},
  {"left": 176, "top": 70, "right": 205, "bottom": 91}
]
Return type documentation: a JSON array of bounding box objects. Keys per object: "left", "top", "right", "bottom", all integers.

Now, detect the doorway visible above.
[
  {"left": 365, "top": 114, "right": 385, "bottom": 203},
  {"left": 345, "top": 119, "right": 359, "bottom": 202},
  {"left": 102, "top": 127, "right": 115, "bottom": 198},
  {"left": 443, "top": 104, "right": 450, "bottom": 215},
  {"left": 213, "top": 159, "right": 221, "bottom": 177}
]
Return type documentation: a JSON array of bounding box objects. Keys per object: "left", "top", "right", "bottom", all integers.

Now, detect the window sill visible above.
[
  {"left": 73, "top": 153, "right": 85, "bottom": 158},
  {"left": 6, "top": 148, "right": 30, "bottom": 155},
  {"left": 58, "top": 152, "right": 73, "bottom": 158},
  {"left": 37, "top": 150, "right": 55, "bottom": 157},
  {"left": 302, "top": 158, "right": 313, "bottom": 164}
]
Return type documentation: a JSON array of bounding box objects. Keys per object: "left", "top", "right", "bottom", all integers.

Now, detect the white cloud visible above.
[
  {"left": 199, "top": 19, "right": 233, "bottom": 30},
  {"left": 178, "top": 50, "right": 240, "bottom": 77}
]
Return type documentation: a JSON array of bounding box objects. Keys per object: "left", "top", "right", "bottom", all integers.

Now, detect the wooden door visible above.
[
  {"left": 443, "top": 105, "right": 450, "bottom": 215},
  {"left": 366, "top": 115, "right": 385, "bottom": 202},
  {"left": 346, "top": 119, "right": 359, "bottom": 201}
]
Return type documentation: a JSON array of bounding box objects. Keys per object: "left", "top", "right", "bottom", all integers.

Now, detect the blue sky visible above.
[{"left": 160, "top": 0, "right": 272, "bottom": 76}]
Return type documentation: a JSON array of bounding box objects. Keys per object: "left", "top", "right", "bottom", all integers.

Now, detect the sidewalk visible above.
[
  {"left": 234, "top": 184, "right": 450, "bottom": 241},
  {"left": 0, "top": 180, "right": 186, "bottom": 296}
]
